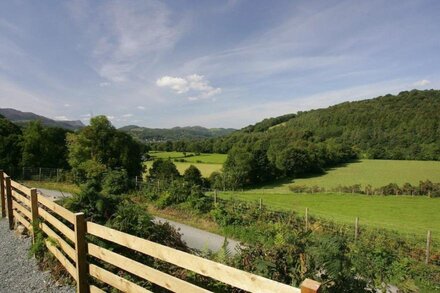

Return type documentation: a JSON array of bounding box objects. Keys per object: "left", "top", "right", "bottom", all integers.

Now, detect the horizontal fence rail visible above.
[{"left": 0, "top": 171, "right": 321, "bottom": 293}]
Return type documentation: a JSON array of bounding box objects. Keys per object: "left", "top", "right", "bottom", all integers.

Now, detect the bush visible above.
[
  {"left": 102, "top": 169, "right": 130, "bottom": 195},
  {"left": 107, "top": 201, "right": 188, "bottom": 250}
]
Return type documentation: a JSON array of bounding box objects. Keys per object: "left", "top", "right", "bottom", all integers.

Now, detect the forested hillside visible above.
[
  {"left": 120, "top": 125, "right": 235, "bottom": 142},
  {"left": 150, "top": 90, "right": 440, "bottom": 188},
  {"left": 153, "top": 89, "right": 440, "bottom": 160}
]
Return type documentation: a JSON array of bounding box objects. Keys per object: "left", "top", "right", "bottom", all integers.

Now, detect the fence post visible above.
[
  {"left": 355, "top": 217, "right": 359, "bottom": 241},
  {"left": 259, "top": 198, "right": 262, "bottom": 209},
  {"left": 0, "top": 170, "right": 5, "bottom": 218},
  {"left": 5, "top": 176, "right": 14, "bottom": 230},
  {"left": 300, "top": 278, "right": 321, "bottom": 293},
  {"left": 305, "top": 208, "right": 309, "bottom": 231},
  {"left": 214, "top": 189, "right": 217, "bottom": 204},
  {"left": 30, "top": 188, "right": 39, "bottom": 241},
  {"left": 426, "top": 230, "right": 431, "bottom": 265},
  {"left": 74, "top": 212, "right": 88, "bottom": 293}
]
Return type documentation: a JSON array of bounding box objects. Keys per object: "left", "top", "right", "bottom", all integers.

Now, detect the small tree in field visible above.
[{"left": 183, "top": 165, "right": 203, "bottom": 186}]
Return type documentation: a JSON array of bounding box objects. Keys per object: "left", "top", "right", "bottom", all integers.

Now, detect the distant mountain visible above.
[
  {"left": 120, "top": 125, "right": 236, "bottom": 142},
  {"left": 0, "top": 108, "right": 84, "bottom": 131}
]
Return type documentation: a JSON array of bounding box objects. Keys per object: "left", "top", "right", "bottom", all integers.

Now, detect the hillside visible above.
[
  {"left": 209, "top": 89, "right": 440, "bottom": 160},
  {"left": 0, "top": 108, "right": 84, "bottom": 131},
  {"left": 120, "top": 125, "right": 236, "bottom": 142}
]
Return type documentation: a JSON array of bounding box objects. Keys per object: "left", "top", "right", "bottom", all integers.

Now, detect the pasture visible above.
[
  {"left": 148, "top": 151, "right": 227, "bottom": 164},
  {"left": 250, "top": 159, "right": 440, "bottom": 193},
  {"left": 145, "top": 151, "right": 225, "bottom": 177},
  {"left": 219, "top": 191, "right": 440, "bottom": 241}
]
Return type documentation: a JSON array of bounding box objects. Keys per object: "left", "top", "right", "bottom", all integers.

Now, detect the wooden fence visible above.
[{"left": 0, "top": 171, "right": 321, "bottom": 293}]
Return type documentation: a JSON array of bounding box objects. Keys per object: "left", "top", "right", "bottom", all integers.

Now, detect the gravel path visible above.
[
  {"left": 154, "top": 217, "right": 241, "bottom": 254},
  {"left": 0, "top": 218, "right": 74, "bottom": 293}
]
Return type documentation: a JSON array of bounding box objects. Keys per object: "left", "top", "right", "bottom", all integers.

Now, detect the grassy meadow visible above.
[
  {"left": 145, "top": 151, "right": 226, "bottom": 177},
  {"left": 250, "top": 159, "right": 440, "bottom": 193},
  {"left": 219, "top": 191, "right": 440, "bottom": 241},
  {"left": 145, "top": 152, "right": 440, "bottom": 239}
]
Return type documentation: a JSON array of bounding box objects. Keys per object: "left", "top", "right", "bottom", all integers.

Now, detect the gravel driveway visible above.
[{"left": 0, "top": 219, "right": 74, "bottom": 293}]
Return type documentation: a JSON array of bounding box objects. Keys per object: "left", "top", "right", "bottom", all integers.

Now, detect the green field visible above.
[
  {"left": 219, "top": 191, "right": 440, "bottom": 241},
  {"left": 250, "top": 159, "right": 440, "bottom": 193},
  {"left": 149, "top": 151, "right": 227, "bottom": 164},
  {"left": 145, "top": 151, "right": 226, "bottom": 177}
]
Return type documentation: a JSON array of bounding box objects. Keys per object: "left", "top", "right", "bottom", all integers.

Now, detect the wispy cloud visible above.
[
  {"left": 157, "top": 74, "right": 221, "bottom": 100},
  {"left": 414, "top": 79, "right": 430, "bottom": 86},
  {"left": 68, "top": 0, "right": 187, "bottom": 83},
  {"left": 137, "top": 106, "right": 145, "bottom": 110}
]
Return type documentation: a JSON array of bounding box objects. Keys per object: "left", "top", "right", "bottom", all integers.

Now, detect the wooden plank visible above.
[
  {"left": 1, "top": 171, "right": 5, "bottom": 218},
  {"left": 30, "top": 188, "right": 39, "bottom": 243},
  {"left": 37, "top": 194, "right": 75, "bottom": 224},
  {"left": 14, "top": 211, "right": 32, "bottom": 230},
  {"left": 300, "top": 279, "right": 321, "bottom": 293},
  {"left": 88, "top": 243, "right": 211, "bottom": 293},
  {"left": 46, "top": 240, "right": 77, "bottom": 280},
  {"left": 38, "top": 207, "right": 75, "bottom": 241},
  {"left": 40, "top": 222, "right": 76, "bottom": 261},
  {"left": 87, "top": 222, "right": 300, "bottom": 293},
  {"left": 12, "top": 199, "right": 32, "bottom": 219},
  {"left": 5, "top": 176, "right": 13, "bottom": 229},
  {"left": 74, "top": 213, "right": 88, "bottom": 293},
  {"left": 11, "top": 180, "right": 31, "bottom": 195},
  {"left": 11, "top": 190, "right": 31, "bottom": 207},
  {"left": 89, "top": 285, "right": 105, "bottom": 293},
  {"left": 89, "top": 264, "right": 152, "bottom": 293}
]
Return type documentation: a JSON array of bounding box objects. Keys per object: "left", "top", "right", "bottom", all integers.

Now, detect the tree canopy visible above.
[{"left": 67, "top": 116, "right": 142, "bottom": 180}]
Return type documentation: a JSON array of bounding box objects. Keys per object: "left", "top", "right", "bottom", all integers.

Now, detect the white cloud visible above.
[
  {"left": 137, "top": 106, "right": 145, "bottom": 110},
  {"left": 106, "top": 115, "right": 115, "bottom": 120},
  {"left": 54, "top": 116, "right": 69, "bottom": 121},
  {"left": 413, "top": 79, "right": 430, "bottom": 86},
  {"left": 122, "top": 113, "right": 133, "bottom": 117},
  {"left": 156, "top": 74, "right": 222, "bottom": 100},
  {"left": 64, "top": 103, "right": 71, "bottom": 107},
  {"left": 156, "top": 76, "right": 188, "bottom": 93}
]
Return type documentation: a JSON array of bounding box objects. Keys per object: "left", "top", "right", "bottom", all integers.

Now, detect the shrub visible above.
[{"left": 102, "top": 169, "right": 130, "bottom": 195}]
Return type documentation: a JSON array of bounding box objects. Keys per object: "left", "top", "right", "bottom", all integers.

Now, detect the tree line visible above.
[
  {"left": 0, "top": 115, "right": 143, "bottom": 181},
  {"left": 147, "top": 89, "right": 440, "bottom": 189}
]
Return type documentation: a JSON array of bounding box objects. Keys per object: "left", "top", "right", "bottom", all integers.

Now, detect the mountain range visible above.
[{"left": 0, "top": 108, "right": 84, "bottom": 131}]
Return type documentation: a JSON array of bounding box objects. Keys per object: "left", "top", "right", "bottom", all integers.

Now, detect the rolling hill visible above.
[
  {"left": 120, "top": 125, "right": 236, "bottom": 142},
  {"left": 0, "top": 108, "right": 84, "bottom": 131}
]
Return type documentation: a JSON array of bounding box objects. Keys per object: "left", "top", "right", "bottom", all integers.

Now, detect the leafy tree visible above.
[
  {"left": 0, "top": 116, "right": 22, "bottom": 171},
  {"left": 22, "top": 121, "right": 70, "bottom": 168},
  {"left": 148, "top": 159, "right": 180, "bottom": 182},
  {"left": 183, "top": 165, "right": 203, "bottom": 186},
  {"left": 67, "top": 116, "right": 142, "bottom": 180}
]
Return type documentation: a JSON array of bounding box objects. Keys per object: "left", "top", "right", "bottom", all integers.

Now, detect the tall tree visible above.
[
  {"left": 0, "top": 116, "right": 22, "bottom": 171},
  {"left": 67, "top": 116, "right": 142, "bottom": 180}
]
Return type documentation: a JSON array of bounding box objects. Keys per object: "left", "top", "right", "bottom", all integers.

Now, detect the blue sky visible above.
[{"left": 0, "top": 0, "right": 439, "bottom": 128}]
